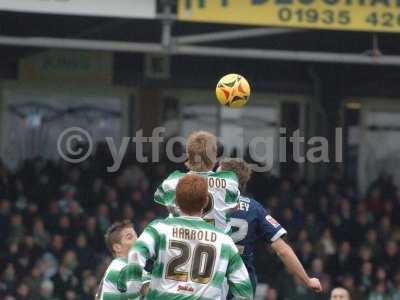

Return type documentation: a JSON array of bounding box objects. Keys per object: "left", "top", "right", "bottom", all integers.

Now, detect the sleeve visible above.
[
  {"left": 117, "top": 224, "right": 159, "bottom": 296},
  {"left": 102, "top": 270, "right": 137, "bottom": 300},
  {"left": 154, "top": 182, "right": 174, "bottom": 207},
  {"left": 221, "top": 171, "right": 241, "bottom": 213},
  {"left": 141, "top": 270, "right": 151, "bottom": 284},
  {"left": 226, "top": 241, "right": 253, "bottom": 300},
  {"left": 256, "top": 202, "right": 287, "bottom": 243},
  {"left": 153, "top": 171, "right": 182, "bottom": 213}
]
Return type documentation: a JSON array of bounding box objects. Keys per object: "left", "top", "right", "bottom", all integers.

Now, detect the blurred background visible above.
[{"left": 1, "top": 0, "right": 400, "bottom": 299}]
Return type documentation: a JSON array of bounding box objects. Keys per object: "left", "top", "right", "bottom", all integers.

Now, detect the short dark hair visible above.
[
  {"left": 104, "top": 220, "right": 133, "bottom": 256},
  {"left": 176, "top": 174, "right": 208, "bottom": 215}
]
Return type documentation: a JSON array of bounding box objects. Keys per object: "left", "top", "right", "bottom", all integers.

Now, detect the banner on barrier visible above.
[
  {"left": 19, "top": 50, "right": 113, "bottom": 84},
  {"left": 179, "top": 0, "right": 400, "bottom": 33},
  {"left": 0, "top": 0, "right": 156, "bottom": 19}
]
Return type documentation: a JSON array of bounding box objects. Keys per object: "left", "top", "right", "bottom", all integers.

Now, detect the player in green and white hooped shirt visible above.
[
  {"left": 154, "top": 131, "right": 240, "bottom": 233},
  {"left": 97, "top": 220, "right": 149, "bottom": 300},
  {"left": 119, "top": 174, "right": 253, "bottom": 300}
]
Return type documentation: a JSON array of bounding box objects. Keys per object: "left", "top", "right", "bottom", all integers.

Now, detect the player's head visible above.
[
  {"left": 185, "top": 131, "right": 218, "bottom": 172},
  {"left": 104, "top": 220, "right": 137, "bottom": 258},
  {"left": 219, "top": 158, "right": 252, "bottom": 193},
  {"left": 330, "top": 287, "right": 351, "bottom": 300},
  {"left": 176, "top": 174, "right": 209, "bottom": 216}
]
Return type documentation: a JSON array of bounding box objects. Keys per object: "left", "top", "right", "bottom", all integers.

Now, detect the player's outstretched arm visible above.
[
  {"left": 225, "top": 242, "right": 253, "bottom": 300},
  {"left": 271, "top": 238, "right": 322, "bottom": 293}
]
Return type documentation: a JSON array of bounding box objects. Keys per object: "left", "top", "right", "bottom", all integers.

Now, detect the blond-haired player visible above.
[
  {"left": 120, "top": 174, "right": 253, "bottom": 300},
  {"left": 154, "top": 131, "right": 240, "bottom": 233}
]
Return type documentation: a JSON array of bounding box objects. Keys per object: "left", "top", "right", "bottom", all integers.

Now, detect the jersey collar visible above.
[
  {"left": 178, "top": 215, "right": 204, "bottom": 221},
  {"left": 188, "top": 170, "right": 213, "bottom": 175}
]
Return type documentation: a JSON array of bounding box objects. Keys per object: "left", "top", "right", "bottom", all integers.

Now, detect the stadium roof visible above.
[
  {"left": 1, "top": 3, "right": 400, "bottom": 97},
  {"left": 1, "top": 7, "right": 400, "bottom": 65}
]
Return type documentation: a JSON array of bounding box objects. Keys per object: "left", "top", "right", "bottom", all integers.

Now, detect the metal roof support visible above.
[
  {"left": 161, "top": 0, "right": 173, "bottom": 50},
  {"left": 175, "top": 28, "right": 302, "bottom": 44},
  {"left": 0, "top": 35, "right": 399, "bottom": 66},
  {"left": 0, "top": 36, "right": 164, "bottom": 53},
  {"left": 175, "top": 44, "right": 400, "bottom": 66}
]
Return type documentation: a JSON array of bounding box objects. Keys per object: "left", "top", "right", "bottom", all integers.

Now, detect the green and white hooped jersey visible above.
[
  {"left": 154, "top": 170, "right": 240, "bottom": 233},
  {"left": 100, "top": 257, "right": 150, "bottom": 300},
  {"left": 124, "top": 216, "right": 253, "bottom": 300}
]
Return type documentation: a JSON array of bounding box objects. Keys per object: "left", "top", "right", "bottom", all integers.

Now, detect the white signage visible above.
[{"left": 0, "top": 0, "right": 156, "bottom": 19}]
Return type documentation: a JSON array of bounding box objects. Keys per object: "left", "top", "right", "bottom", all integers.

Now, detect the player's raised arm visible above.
[
  {"left": 271, "top": 238, "right": 322, "bottom": 293},
  {"left": 225, "top": 240, "right": 253, "bottom": 300},
  {"left": 253, "top": 200, "right": 322, "bottom": 293},
  {"left": 254, "top": 201, "right": 322, "bottom": 292}
]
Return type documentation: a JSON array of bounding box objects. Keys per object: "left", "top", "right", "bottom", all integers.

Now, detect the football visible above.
[{"left": 215, "top": 73, "right": 251, "bottom": 108}]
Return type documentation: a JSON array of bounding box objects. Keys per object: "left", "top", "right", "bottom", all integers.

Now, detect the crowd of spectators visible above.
[{"left": 0, "top": 150, "right": 399, "bottom": 300}]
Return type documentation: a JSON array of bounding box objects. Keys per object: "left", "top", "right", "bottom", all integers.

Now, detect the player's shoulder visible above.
[
  {"left": 209, "top": 170, "right": 238, "bottom": 182},
  {"left": 102, "top": 257, "right": 127, "bottom": 288},
  {"left": 163, "top": 170, "right": 186, "bottom": 182},
  {"left": 147, "top": 218, "right": 167, "bottom": 229},
  {"left": 155, "top": 171, "right": 186, "bottom": 205},
  {"left": 163, "top": 216, "right": 224, "bottom": 233},
  {"left": 106, "top": 257, "right": 128, "bottom": 274},
  {"left": 240, "top": 196, "right": 264, "bottom": 211},
  {"left": 248, "top": 197, "right": 265, "bottom": 210}
]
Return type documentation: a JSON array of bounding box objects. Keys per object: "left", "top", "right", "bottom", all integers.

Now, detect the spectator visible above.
[
  {"left": 32, "top": 218, "right": 50, "bottom": 249},
  {"left": 359, "top": 261, "right": 374, "bottom": 295},
  {"left": 0, "top": 156, "right": 399, "bottom": 299},
  {"left": 38, "top": 279, "right": 58, "bottom": 300},
  {"left": 48, "top": 235, "right": 64, "bottom": 260},
  {"left": 330, "top": 287, "right": 351, "bottom": 300},
  {"left": 368, "top": 282, "right": 390, "bottom": 300},
  {"left": 341, "top": 274, "right": 362, "bottom": 300},
  {"left": 15, "top": 282, "right": 30, "bottom": 300},
  {"left": 0, "top": 199, "right": 11, "bottom": 240},
  {"left": 328, "top": 241, "right": 356, "bottom": 278},
  {"left": 319, "top": 228, "right": 336, "bottom": 256},
  {"left": 9, "top": 214, "right": 25, "bottom": 243},
  {"left": 265, "top": 287, "right": 278, "bottom": 300},
  {"left": 309, "top": 258, "right": 326, "bottom": 279},
  {"left": 381, "top": 240, "right": 399, "bottom": 277},
  {"left": 392, "top": 272, "right": 400, "bottom": 300},
  {"left": 1, "top": 264, "right": 16, "bottom": 291},
  {"left": 74, "top": 233, "right": 92, "bottom": 271},
  {"left": 51, "top": 266, "right": 78, "bottom": 298},
  {"left": 81, "top": 272, "right": 98, "bottom": 300}
]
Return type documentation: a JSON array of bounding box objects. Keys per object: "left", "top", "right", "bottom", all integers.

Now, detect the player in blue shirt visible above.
[{"left": 219, "top": 158, "right": 322, "bottom": 297}]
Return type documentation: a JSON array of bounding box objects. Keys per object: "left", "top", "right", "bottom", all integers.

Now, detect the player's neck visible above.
[
  {"left": 190, "top": 167, "right": 213, "bottom": 173},
  {"left": 180, "top": 212, "right": 203, "bottom": 218},
  {"left": 115, "top": 252, "right": 128, "bottom": 259}
]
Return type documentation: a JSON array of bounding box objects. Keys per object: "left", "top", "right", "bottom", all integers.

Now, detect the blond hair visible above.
[{"left": 185, "top": 131, "right": 217, "bottom": 172}]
